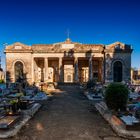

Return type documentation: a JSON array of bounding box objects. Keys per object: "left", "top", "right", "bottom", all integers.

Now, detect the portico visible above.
[{"left": 32, "top": 56, "right": 103, "bottom": 83}]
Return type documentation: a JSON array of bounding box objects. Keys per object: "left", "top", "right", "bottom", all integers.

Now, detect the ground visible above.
[{"left": 2, "top": 86, "right": 132, "bottom": 140}]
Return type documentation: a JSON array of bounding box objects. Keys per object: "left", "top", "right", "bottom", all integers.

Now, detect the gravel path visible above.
[{"left": 2, "top": 86, "right": 130, "bottom": 140}]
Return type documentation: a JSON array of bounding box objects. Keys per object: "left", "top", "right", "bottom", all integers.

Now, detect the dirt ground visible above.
[{"left": 2, "top": 86, "right": 131, "bottom": 140}]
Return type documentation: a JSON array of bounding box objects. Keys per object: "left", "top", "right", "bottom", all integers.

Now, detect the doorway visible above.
[{"left": 113, "top": 61, "right": 123, "bottom": 82}]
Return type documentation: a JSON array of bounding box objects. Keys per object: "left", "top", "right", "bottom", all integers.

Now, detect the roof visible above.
[
  {"left": 105, "top": 42, "right": 132, "bottom": 53},
  {"left": 4, "top": 39, "right": 133, "bottom": 53}
]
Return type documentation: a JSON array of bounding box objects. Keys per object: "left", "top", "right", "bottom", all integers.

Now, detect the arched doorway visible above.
[
  {"left": 15, "top": 61, "right": 24, "bottom": 82},
  {"left": 113, "top": 61, "right": 123, "bottom": 82}
]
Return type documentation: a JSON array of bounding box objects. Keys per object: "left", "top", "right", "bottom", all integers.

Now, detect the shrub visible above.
[
  {"left": 105, "top": 83, "right": 129, "bottom": 111},
  {"left": 0, "top": 79, "right": 4, "bottom": 83}
]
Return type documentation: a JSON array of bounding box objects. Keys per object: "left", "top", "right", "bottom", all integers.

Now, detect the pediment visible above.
[
  {"left": 5, "top": 42, "right": 32, "bottom": 51},
  {"left": 106, "top": 42, "right": 125, "bottom": 50}
]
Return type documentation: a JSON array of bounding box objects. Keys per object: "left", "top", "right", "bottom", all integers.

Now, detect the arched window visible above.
[
  {"left": 113, "top": 61, "right": 123, "bottom": 82},
  {"left": 15, "top": 61, "right": 23, "bottom": 82}
]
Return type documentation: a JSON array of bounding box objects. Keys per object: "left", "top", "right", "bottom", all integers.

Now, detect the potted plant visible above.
[{"left": 10, "top": 99, "right": 19, "bottom": 114}]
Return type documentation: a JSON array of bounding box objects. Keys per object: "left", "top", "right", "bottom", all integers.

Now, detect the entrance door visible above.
[
  {"left": 79, "top": 67, "right": 89, "bottom": 83},
  {"left": 113, "top": 61, "right": 123, "bottom": 82},
  {"left": 48, "top": 67, "right": 54, "bottom": 82},
  {"left": 15, "top": 61, "right": 23, "bottom": 82},
  {"left": 64, "top": 65, "right": 74, "bottom": 82}
]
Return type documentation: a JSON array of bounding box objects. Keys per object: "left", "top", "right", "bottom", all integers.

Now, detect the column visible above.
[
  {"left": 103, "top": 46, "right": 106, "bottom": 83},
  {"left": 74, "top": 57, "right": 79, "bottom": 82},
  {"left": 103, "top": 54, "right": 106, "bottom": 84},
  {"left": 98, "top": 59, "right": 102, "bottom": 82},
  {"left": 89, "top": 56, "right": 93, "bottom": 81},
  {"left": 32, "top": 57, "right": 35, "bottom": 83},
  {"left": 59, "top": 57, "right": 63, "bottom": 82},
  {"left": 44, "top": 57, "right": 48, "bottom": 82}
]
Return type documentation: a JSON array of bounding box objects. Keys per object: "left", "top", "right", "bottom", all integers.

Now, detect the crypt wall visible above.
[{"left": 6, "top": 53, "right": 32, "bottom": 83}]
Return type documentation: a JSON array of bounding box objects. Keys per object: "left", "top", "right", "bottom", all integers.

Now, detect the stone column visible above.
[
  {"left": 89, "top": 56, "right": 93, "bottom": 81},
  {"left": 32, "top": 57, "right": 35, "bottom": 83},
  {"left": 44, "top": 57, "right": 48, "bottom": 82},
  {"left": 103, "top": 49, "right": 106, "bottom": 84},
  {"left": 59, "top": 57, "right": 63, "bottom": 82},
  {"left": 74, "top": 57, "right": 79, "bottom": 82},
  {"left": 99, "top": 59, "right": 102, "bottom": 82}
]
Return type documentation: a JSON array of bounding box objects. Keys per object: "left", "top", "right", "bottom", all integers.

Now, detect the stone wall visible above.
[
  {"left": 5, "top": 41, "right": 133, "bottom": 84},
  {"left": 105, "top": 52, "right": 131, "bottom": 82},
  {"left": 6, "top": 53, "right": 32, "bottom": 84}
]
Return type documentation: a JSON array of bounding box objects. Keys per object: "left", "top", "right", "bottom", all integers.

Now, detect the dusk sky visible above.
[{"left": 0, "top": 0, "right": 140, "bottom": 69}]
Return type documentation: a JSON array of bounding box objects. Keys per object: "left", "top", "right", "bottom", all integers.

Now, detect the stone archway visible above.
[
  {"left": 15, "top": 61, "right": 24, "bottom": 82},
  {"left": 113, "top": 61, "right": 123, "bottom": 82}
]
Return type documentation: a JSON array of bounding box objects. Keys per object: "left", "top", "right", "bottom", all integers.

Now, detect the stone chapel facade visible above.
[{"left": 5, "top": 38, "right": 133, "bottom": 84}]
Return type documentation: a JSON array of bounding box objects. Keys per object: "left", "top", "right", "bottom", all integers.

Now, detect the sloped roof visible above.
[
  {"left": 5, "top": 42, "right": 32, "bottom": 53},
  {"left": 4, "top": 39, "right": 132, "bottom": 53},
  {"left": 105, "top": 42, "right": 132, "bottom": 53}
]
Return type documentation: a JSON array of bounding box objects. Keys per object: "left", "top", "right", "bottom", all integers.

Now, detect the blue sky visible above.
[{"left": 0, "top": 0, "right": 140, "bottom": 69}]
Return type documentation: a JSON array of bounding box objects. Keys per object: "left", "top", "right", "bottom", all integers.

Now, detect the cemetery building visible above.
[
  {"left": 131, "top": 69, "right": 140, "bottom": 84},
  {"left": 0, "top": 68, "right": 5, "bottom": 82},
  {"left": 5, "top": 38, "right": 133, "bottom": 84}
]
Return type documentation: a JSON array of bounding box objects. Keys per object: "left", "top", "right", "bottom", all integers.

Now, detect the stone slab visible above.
[
  {"left": 95, "top": 102, "right": 140, "bottom": 139},
  {"left": 0, "top": 116, "right": 20, "bottom": 129},
  {"left": 0, "top": 103, "right": 41, "bottom": 138}
]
